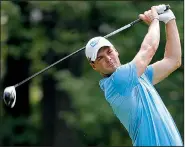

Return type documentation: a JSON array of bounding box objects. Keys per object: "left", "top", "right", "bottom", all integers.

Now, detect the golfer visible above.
[{"left": 85, "top": 5, "right": 183, "bottom": 146}]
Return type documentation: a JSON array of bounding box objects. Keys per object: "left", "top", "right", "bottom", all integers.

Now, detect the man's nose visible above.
[{"left": 105, "top": 55, "right": 111, "bottom": 62}]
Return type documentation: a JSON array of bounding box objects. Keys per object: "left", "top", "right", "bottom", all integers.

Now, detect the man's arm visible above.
[
  {"left": 151, "top": 18, "right": 181, "bottom": 85},
  {"left": 132, "top": 6, "right": 160, "bottom": 77}
]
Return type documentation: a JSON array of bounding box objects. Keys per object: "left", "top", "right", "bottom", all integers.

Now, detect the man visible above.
[{"left": 85, "top": 5, "right": 183, "bottom": 146}]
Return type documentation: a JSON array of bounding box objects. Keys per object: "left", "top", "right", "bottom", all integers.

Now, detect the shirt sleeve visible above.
[
  {"left": 143, "top": 65, "right": 154, "bottom": 84},
  {"left": 111, "top": 61, "right": 139, "bottom": 96}
]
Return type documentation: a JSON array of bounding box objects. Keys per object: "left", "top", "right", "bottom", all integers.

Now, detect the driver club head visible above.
[{"left": 3, "top": 86, "right": 16, "bottom": 108}]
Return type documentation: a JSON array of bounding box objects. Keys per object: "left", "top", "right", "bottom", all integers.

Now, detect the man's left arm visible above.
[{"left": 151, "top": 10, "right": 181, "bottom": 85}]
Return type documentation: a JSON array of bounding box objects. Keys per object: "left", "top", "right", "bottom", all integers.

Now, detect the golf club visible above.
[{"left": 2, "top": 4, "right": 170, "bottom": 108}]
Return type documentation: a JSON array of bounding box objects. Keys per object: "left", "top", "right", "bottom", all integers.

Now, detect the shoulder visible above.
[
  {"left": 111, "top": 62, "right": 139, "bottom": 86},
  {"left": 99, "top": 77, "right": 123, "bottom": 104},
  {"left": 99, "top": 77, "right": 114, "bottom": 92}
]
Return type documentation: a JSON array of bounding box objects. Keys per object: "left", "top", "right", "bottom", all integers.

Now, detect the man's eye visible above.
[
  {"left": 97, "top": 57, "right": 102, "bottom": 61},
  {"left": 108, "top": 50, "right": 112, "bottom": 53}
]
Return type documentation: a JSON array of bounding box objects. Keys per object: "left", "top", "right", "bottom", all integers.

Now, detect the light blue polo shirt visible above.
[{"left": 99, "top": 61, "right": 183, "bottom": 146}]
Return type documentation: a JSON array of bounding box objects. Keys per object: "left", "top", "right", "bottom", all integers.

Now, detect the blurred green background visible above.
[{"left": 0, "top": 1, "right": 184, "bottom": 146}]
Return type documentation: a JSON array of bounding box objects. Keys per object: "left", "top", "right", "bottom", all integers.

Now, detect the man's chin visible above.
[
  {"left": 104, "top": 68, "right": 117, "bottom": 75},
  {"left": 100, "top": 66, "right": 120, "bottom": 77},
  {"left": 110, "top": 65, "right": 119, "bottom": 71}
]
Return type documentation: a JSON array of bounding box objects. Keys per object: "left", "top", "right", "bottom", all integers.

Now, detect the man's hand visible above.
[
  {"left": 153, "top": 4, "right": 175, "bottom": 24},
  {"left": 158, "top": 9, "right": 176, "bottom": 24},
  {"left": 139, "top": 6, "right": 159, "bottom": 25},
  {"left": 139, "top": 5, "right": 175, "bottom": 25}
]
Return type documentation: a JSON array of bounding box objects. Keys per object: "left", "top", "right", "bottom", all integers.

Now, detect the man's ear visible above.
[{"left": 90, "top": 62, "right": 97, "bottom": 70}]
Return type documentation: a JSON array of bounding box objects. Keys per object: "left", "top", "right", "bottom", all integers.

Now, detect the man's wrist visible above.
[
  {"left": 151, "top": 18, "right": 160, "bottom": 24},
  {"left": 165, "top": 18, "right": 176, "bottom": 25},
  {"left": 152, "top": 18, "right": 159, "bottom": 21}
]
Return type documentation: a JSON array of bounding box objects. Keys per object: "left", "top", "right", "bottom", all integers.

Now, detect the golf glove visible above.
[{"left": 156, "top": 5, "right": 175, "bottom": 24}]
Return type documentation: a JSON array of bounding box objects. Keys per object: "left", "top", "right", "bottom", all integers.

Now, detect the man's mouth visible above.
[{"left": 108, "top": 62, "right": 115, "bottom": 67}]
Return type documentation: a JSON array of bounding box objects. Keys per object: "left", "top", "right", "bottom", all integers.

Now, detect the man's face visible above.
[{"left": 90, "top": 46, "right": 121, "bottom": 76}]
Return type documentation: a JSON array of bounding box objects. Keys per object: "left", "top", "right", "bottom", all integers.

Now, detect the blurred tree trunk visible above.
[
  {"left": 3, "top": 55, "right": 30, "bottom": 145},
  {"left": 53, "top": 52, "right": 84, "bottom": 147},
  {"left": 1, "top": 1, "right": 32, "bottom": 145},
  {"left": 88, "top": 1, "right": 102, "bottom": 34},
  {"left": 41, "top": 73, "right": 56, "bottom": 145},
  {"left": 40, "top": 5, "right": 84, "bottom": 145},
  {"left": 53, "top": 87, "right": 82, "bottom": 147},
  {"left": 3, "top": 56, "right": 31, "bottom": 116},
  {"left": 41, "top": 50, "right": 83, "bottom": 146}
]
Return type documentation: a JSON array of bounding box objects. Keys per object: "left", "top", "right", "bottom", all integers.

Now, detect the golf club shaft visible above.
[
  {"left": 14, "top": 19, "right": 141, "bottom": 88},
  {"left": 104, "top": 19, "right": 141, "bottom": 38},
  {"left": 14, "top": 5, "right": 170, "bottom": 88}
]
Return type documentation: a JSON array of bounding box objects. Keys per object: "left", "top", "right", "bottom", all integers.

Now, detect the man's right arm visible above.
[{"left": 132, "top": 6, "right": 160, "bottom": 77}]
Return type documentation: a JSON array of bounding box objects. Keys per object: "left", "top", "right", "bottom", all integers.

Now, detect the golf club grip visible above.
[
  {"left": 163, "top": 4, "right": 170, "bottom": 13},
  {"left": 132, "top": 4, "right": 171, "bottom": 25}
]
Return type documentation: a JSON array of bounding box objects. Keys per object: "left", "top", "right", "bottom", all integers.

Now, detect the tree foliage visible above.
[{"left": 0, "top": 1, "right": 183, "bottom": 146}]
